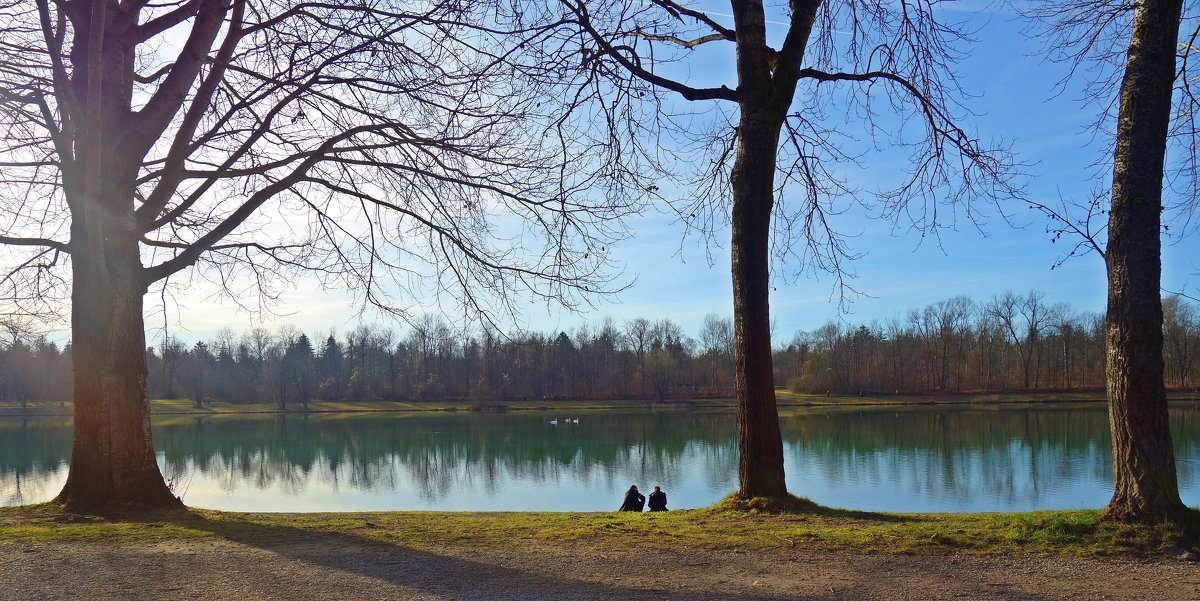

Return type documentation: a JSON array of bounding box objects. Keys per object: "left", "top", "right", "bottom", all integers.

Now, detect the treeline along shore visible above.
[{"left": 5, "top": 291, "right": 1200, "bottom": 411}]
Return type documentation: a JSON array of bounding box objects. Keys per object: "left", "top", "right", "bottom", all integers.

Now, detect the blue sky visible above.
[
  {"left": 566, "top": 2, "right": 1198, "bottom": 340},
  {"left": 151, "top": 3, "right": 1200, "bottom": 345}
]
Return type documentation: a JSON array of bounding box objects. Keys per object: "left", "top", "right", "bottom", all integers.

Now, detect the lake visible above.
[{"left": 3, "top": 405, "right": 1200, "bottom": 512}]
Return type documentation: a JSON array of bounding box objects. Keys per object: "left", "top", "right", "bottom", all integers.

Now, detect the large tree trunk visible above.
[
  {"left": 55, "top": 7, "right": 178, "bottom": 510},
  {"left": 731, "top": 113, "right": 787, "bottom": 499},
  {"left": 725, "top": 0, "right": 818, "bottom": 500},
  {"left": 55, "top": 197, "right": 179, "bottom": 511},
  {"left": 1102, "top": 0, "right": 1185, "bottom": 523}
]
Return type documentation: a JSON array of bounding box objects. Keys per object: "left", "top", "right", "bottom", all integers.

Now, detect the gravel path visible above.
[{"left": 2, "top": 529, "right": 1198, "bottom": 600}]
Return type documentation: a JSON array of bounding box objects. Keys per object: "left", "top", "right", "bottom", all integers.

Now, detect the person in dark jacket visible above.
[
  {"left": 647, "top": 485, "right": 668, "bottom": 511},
  {"left": 618, "top": 485, "right": 645, "bottom": 511}
]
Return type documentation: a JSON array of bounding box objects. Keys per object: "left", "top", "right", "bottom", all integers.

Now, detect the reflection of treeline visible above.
[
  {"left": 0, "top": 418, "right": 72, "bottom": 475},
  {"left": 787, "top": 407, "right": 1195, "bottom": 454},
  {"left": 0, "top": 418, "right": 71, "bottom": 505},
  {"left": 781, "top": 408, "right": 1200, "bottom": 502},
  {"left": 152, "top": 413, "right": 738, "bottom": 496},
  {"left": 781, "top": 408, "right": 1117, "bottom": 454},
  {"left": 777, "top": 293, "right": 1200, "bottom": 393},
  {"left": 5, "top": 408, "right": 1200, "bottom": 505}
]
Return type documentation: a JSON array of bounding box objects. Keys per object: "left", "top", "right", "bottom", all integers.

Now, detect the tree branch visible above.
[
  {"left": 0, "top": 235, "right": 70, "bottom": 253},
  {"left": 772, "top": 0, "right": 821, "bottom": 87},
  {"left": 133, "top": 0, "right": 205, "bottom": 42},
  {"left": 140, "top": 237, "right": 307, "bottom": 254},
  {"left": 561, "top": 0, "right": 737, "bottom": 102},
  {"left": 127, "top": 0, "right": 228, "bottom": 156},
  {"left": 140, "top": 124, "right": 380, "bottom": 285},
  {"left": 627, "top": 29, "right": 732, "bottom": 49},
  {"left": 647, "top": 0, "right": 735, "bottom": 39},
  {"left": 136, "top": 0, "right": 245, "bottom": 229},
  {"left": 35, "top": 0, "right": 77, "bottom": 172},
  {"left": 795, "top": 68, "right": 970, "bottom": 148}
]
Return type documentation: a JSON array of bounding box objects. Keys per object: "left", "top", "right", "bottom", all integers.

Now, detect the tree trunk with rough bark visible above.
[
  {"left": 728, "top": 0, "right": 808, "bottom": 499},
  {"left": 53, "top": 4, "right": 178, "bottom": 511},
  {"left": 56, "top": 182, "right": 179, "bottom": 511},
  {"left": 1102, "top": 0, "right": 1185, "bottom": 523},
  {"left": 56, "top": 224, "right": 181, "bottom": 511},
  {"left": 731, "top": 115, "right": 787, "bottom": 498}
]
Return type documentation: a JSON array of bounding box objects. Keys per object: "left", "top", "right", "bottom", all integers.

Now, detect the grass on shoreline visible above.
[
  {"left": 2, "top": 499, "right": 1196, "bottom": 559},
  {"left": 5, "top": 390, "right": 1200, "bottom": 418}
]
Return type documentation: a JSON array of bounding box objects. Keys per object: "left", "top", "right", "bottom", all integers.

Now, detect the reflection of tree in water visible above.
[
  {"left": 157, "top": 416, "right": 323, "bottom": 498},
  {"left": 0, "top": 470, "right": 55, "bottom": 503},
  {"left": 6, "top": 408, "right": 1200, "bottom": 509},
  {"left": 0, "top": 418, "right": 71, "bottom": 507},
  {"left": 781, "top": 408, "right": 1200, "bottom": 507},
  {"left": 147, "top": 412, "right": 739, "bottom": 504}
]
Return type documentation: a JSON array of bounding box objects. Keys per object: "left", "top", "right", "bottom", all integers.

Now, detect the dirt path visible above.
[{"left": 2, "top": 530, "right": 1197, "bottom": 601}]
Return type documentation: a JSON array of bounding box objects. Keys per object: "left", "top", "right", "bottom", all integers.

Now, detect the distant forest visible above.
[{"left": 4, "top": 291, "right": 1200, "bottom": 408}]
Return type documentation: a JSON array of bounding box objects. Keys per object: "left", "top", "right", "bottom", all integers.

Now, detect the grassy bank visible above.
[
  {"left": 2, "top": 501, "right": 1196, "bottom": 558},
  {"left": 0, "top": 397, "right": 734, "bottom": 417},
  {"left": 4, "top": 390, "right": 1200, "bottom": 418}
]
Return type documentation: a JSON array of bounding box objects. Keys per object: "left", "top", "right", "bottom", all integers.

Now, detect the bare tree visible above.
[
  {"left": 510, "top": 0, "right": 1017, "bottom": 499},
  {"left": 1163, "top": 295, "right": 1198, "bottom": 389},
  {"left": 987, "top": 291, "right": 1052, "bottom": 390},
  {"left": 1050, "top": 307, "right": 1080, "bottom": 390},
  {"left": 643, "top": 347, "right": 677, "bottom": 402},
  {"left": 0, "top": 1, "right": 637, "bottom": 510},
  {"left": 927, "top": 296, "right": 974, "bottom": 391},
  {"left": 1025, "top": 0, "right": 1189, "bottom": 522},
  {"left": 625, "top": 318, "right": 652, "bottom": 397},
  {"left": 699, "top": 313, "right": 733, "bottom": 390}
]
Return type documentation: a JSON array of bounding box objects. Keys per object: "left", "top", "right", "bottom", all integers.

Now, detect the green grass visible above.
[
  {"left": 2, "top": 500, "right": 1195, "bottom": 558},
  {"left": 1, "top": 390, "right": 1196, "bottom": 418},
  {"left": 777, "top": 389, "right": 1200, "bottom": 406},
  {"left": 776, "top": 390, "right": 1105, "bottom": 405},
  {"left": 10, "top": 397, "right": 735, "bottom": 413}
]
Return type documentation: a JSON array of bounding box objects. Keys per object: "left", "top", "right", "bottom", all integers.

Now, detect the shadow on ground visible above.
[{"left": 99, "top": 510, "right": 1069, "bottom": 601}]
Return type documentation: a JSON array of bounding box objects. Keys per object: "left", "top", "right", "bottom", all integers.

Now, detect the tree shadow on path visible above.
[{"left": 138, "top": 511, "right": 1068, "bottom": 601}]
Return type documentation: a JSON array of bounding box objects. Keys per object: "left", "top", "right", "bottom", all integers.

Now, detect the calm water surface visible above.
[{"left": 3, "top": 405, "right": 1200, "bottom": 512}]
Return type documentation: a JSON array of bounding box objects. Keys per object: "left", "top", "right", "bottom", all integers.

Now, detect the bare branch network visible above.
[
  {"left": 1022, "top": 2, "right": 1200, "bottom": 244},
  {"left": 503, "top": 0, "right": 1020, "bottom": 308},
  {"left": 0, "top": 0, "right": 659, "bottom": 326}
]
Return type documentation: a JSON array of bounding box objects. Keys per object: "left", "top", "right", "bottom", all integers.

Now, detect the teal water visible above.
[{"left": 2, "top": 406, "right": 1199, "bottom": 512}]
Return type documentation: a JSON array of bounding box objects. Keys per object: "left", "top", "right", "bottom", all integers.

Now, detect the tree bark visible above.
[
  {"left": 725, "top": 0, "right": 822, "bottom": 500},
  {"left": 728, "top": 0, "right": 793, "bottom": 488},
  {"left": 55, "top": 185, "right": 179, "bottom": 511},
  {"left": 54, "top": 4, "right": 178, "bottom": 511},
  {"left": 1102, "top": 0, "right": 1185, "bottom": 523},
  {"left": 731, "top": 115, "right": 787, "bottom": 498}
]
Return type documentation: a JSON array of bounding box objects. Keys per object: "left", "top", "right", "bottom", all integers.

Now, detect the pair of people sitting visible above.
[{"left": 618, "top": 484, "right": 667, "bottom": 511}]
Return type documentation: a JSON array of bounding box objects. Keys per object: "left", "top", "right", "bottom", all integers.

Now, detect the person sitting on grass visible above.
[
  {"left": 647, "top": 485, "right": 668, "bottom": 511},
  {"left": 618, "top": 485, "right": 645, "bottom": 511}
]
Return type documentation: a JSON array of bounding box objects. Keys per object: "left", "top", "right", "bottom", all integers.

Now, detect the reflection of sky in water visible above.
[
  {"left": 787, "top": 438, "right": 1115, "bottom": 513},
  {"left": 0, "top": 463, "right": 67, "bottom": 507},
  {"left": 3, "top": 407, "right": 1200, "bottom": 512}
]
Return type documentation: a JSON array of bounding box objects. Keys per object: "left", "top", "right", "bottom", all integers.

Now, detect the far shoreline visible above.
[{"left": 3, "top": 389, "right": 1200, "bottom": 418}]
